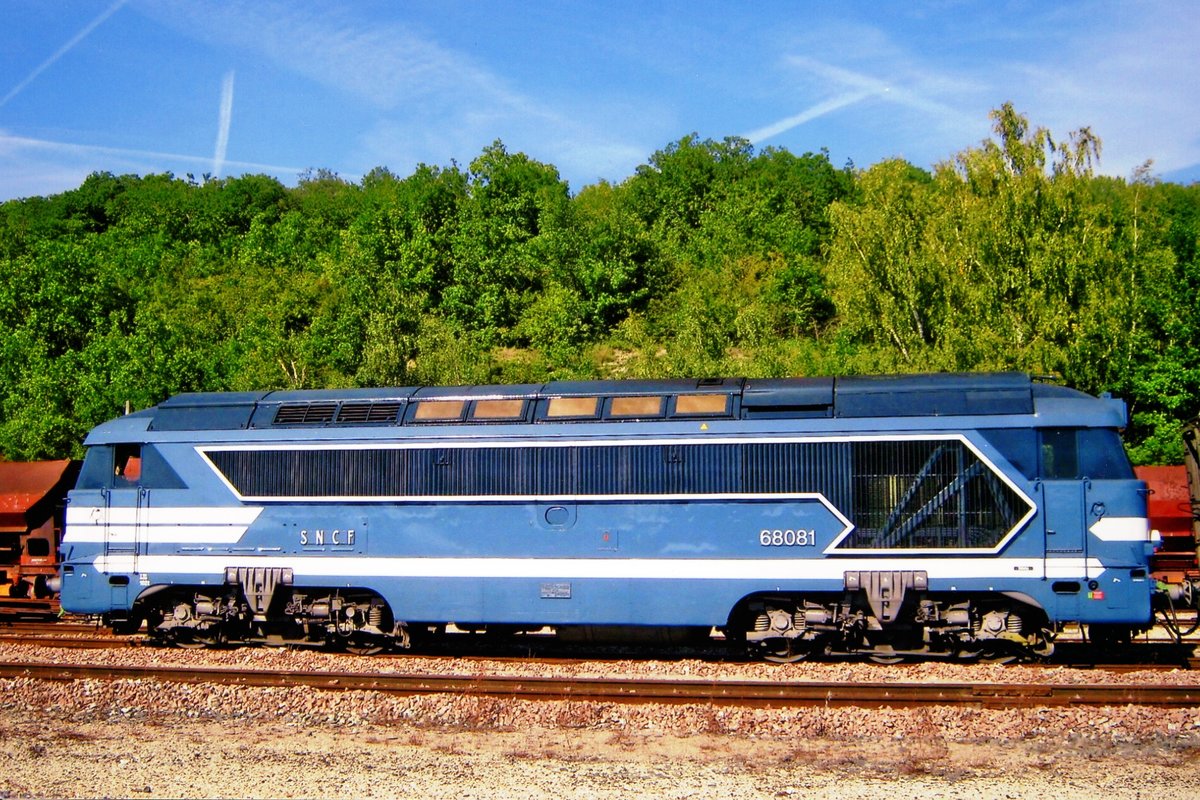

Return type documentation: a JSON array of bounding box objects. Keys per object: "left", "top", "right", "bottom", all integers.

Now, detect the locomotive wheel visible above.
[
  {"left": 343, "top": 639, "right": 387, "bottom": 656},
  {"left": 173, "top": 639, "right": 209, "bottom": 650},
  {"left": 171, "top": 628, "right": 222, "bottom": 649},
  {"left": 760, "top": 638, "right": 811, "bottom": 663},
  {"left": 980, "top": 652, "right": 1019, "bottom": 665},
  {"left": 159, "top": 608, "right": 228, "bottom": 649},
  {"left": 977, "top": 638, "right": 1031, "bottom": 664},
  {"left": 867, "top": 646, "right": 906, "bottom": 665},
  {"left": 344, "top": 645, "right": 384, "bottom": 655}
]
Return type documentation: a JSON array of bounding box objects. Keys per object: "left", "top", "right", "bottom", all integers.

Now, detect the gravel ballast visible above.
[{"left": 2, "top": 643, "right": 1200, "bottom": 798}]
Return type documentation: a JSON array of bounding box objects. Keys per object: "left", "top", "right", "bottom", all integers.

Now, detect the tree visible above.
[
  {"left": 826, "top": 159, "right": 940, "bottom": 365},
  {"left": 827, "top": 104, "right": 1124, "bottom": 378},
  {"left": 442, "top": 142, "right": 570, "bottom": 342}
]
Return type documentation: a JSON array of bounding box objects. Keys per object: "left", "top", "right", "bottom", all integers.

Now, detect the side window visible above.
[
  {"left": 545, "top": 397, "right": 600, "bottom": 420},
  {"left": 114, "top": 444, "right": 142, "bottom": 487},
  {"left": 1076, "top": 429, "right": 1135, "bottom": 479},
  {"left": 76, "top": 444, "right": 184, "bottom": 489},
  {"left": 1041, "top": 429, "right": 1078, "bottom": 480},
  {"left": 672, "top": 394, "right": 730, "bottom": 417},
  {"left": 608, "top": 396, "right": 665, "bottom": 419},
  {"left": 1040, "top": 428, "right": 1134, "bottom": 480},
  {"left": 470, "top": 399, "right": 525, "bottom": 421},
  {"left": 77, "top": 446, "right": 114, "bottom": 489},
  {"left": 413, "top": 400, "right": 466, "bottom": 422}
]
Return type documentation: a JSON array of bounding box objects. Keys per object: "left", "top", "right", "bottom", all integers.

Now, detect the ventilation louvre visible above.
[
  {"left": 337, "top": 402, "right": 402, "bottom": 424},
  {"left": 273, "top": 403, "right": 337, "bottom": 425},
  {"left": 205, "top": 438, "right": 1031, "bottom": 552}
]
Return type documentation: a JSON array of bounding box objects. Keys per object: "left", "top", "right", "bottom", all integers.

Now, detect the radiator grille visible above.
[{"left": 206, "top": 438, "right": 1029, "bottom": 550}]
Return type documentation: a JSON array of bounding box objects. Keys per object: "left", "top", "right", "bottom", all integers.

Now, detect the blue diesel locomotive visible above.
[{"left": 55, "top": 373, "right": 1159, "bottom": 661}]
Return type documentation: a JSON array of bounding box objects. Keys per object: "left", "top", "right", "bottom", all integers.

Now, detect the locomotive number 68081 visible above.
[{"left": 759, "top": 529, "right": 817, "bottom": 547}]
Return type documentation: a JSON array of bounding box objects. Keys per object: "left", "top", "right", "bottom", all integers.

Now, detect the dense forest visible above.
[{"left": 1, "top": 104, "right": 1198, "bottom": 464}]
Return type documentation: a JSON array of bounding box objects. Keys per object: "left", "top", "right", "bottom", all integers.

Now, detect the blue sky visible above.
[{"left": 1, "top": 1, "right": 1197, "bottom": 201}]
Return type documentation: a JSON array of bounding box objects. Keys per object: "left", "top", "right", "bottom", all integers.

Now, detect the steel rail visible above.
[
  {"left": 0, "top": 634, "right": 144, "bottom": 649},
  {"left": 1, "top": 660, "right": 1198, "bottom": 708},
  {"left": 0, "top": 622, "right": 105, "bottom": 636},
  {"left": 0, "top": 632, "right": 1197, "bottom": 670}
]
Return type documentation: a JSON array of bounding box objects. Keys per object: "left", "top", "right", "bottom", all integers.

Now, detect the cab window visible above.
[
  {"left": 1040, "top": 428, "right": 1133, "bottom": 480},
  {"left": 114, "top": 444, "right": 141, "bottom": 486},
  {"left": 77, "top": 444, "right": 184, "bottom": 489}
]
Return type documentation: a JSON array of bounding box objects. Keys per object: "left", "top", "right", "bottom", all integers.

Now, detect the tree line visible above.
[{"left": 1, "top": 104, "right": 1197, "bottom": 463}]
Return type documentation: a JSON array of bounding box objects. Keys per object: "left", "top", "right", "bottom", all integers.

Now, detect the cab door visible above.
[
  {"left": 101, "top": 445, "right": 145, "bottom": 605},
  {"left": 1040, "top": 429, "right": 1090, "bottom": 619},
  {"left": 1042, "top": 481, "right": 1088, "bottom": 557}
]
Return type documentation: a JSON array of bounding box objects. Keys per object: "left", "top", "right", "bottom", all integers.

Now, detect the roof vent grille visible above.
[
  {"left": 337, "top": 401, "right": 402, "bottom": 424},
  {"left": 273, "top": 403, "right": 337, "bottom": 425}
]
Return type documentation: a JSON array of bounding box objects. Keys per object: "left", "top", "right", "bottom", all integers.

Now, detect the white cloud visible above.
[{"left": 144, "top": 2, "right": 522, "bottom": 113}]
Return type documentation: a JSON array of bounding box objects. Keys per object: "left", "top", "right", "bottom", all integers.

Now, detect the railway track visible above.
[
  {"left": 1, "top": 659, "right": 1198, "bottom": 709},
  {"left": 0, "top": 621, "right": 144, "bottom": 649},
  {"left": 1, "top": 622, "right": 1198, "bottom": 668},
  {"left": 0, "top": 621, "right": 103, "bottom": 635}
]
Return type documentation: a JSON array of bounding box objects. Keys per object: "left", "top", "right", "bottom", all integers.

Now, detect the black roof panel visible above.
[{"left": 834, "top": 373, "right": 1033, "bottom": 417}]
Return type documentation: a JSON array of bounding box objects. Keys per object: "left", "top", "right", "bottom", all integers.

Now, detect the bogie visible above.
[
  {"left": 731, "top": 592, "right": 1053, "bottom": 663},
  {"left": 136, "top": 586, "right": 407, "bottom": 652}
]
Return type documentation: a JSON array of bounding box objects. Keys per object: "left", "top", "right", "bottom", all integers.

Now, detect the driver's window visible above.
[{"left": 114, "top": 444, "right": 142, "bottom": 486}]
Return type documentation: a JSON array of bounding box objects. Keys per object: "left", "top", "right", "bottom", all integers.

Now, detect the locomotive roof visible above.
[{"left": 83, "top": 372, "right": 1128, "bottom": 441}]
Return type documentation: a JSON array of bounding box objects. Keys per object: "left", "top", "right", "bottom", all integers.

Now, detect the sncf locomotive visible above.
[{"left": 55, "top": 373, "right": 1165, "bottom": 662}]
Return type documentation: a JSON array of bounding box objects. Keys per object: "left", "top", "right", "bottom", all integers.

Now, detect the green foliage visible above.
[
  {"left": 442, "top": 142, "right": 571, "bottom": 341},
  {"left": 1, "top": 115, "right": 1199, "bottom": 464}
]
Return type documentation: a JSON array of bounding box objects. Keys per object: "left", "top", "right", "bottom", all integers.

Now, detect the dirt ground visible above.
[{"left": 3, "top": 707, "right": 1200, "bottom": 800}]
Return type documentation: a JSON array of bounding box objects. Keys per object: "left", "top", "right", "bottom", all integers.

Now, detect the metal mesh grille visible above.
[
  {"left": 843, "top": 440, "right": 1023, "bottom": 549},
  {"left": 207, "top": 438, "right": 1029, "bottom": 549},
  {"left": 272, "top": 403, "right": 337, "bottom": 425},
  {"left": 336, "top": 402, "right": 402, "bottom": 424}
]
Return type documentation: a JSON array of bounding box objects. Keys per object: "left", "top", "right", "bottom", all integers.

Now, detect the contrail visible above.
[
  {"left": 743, "top": 89, "right": 880, "bottom": 145},
  {"left": 212, "top": 71, "right": 235, "bottom": 178},
  {"left": 1, "top": 0, "right": 130, "bottom": 108},
  {"left": 0, "top": 131, "right": 303, "bottom": 175},
  {"left": 772, "top": 55, "right": 967, "bottom": 127}
]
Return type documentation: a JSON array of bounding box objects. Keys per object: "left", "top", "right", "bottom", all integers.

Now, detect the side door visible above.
[
  {"left": 100, "top": 445, "right": 146, "bottom": 607},
  {"left": 1040, "top": 429, "right": 1089, "bottom": 619}
]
